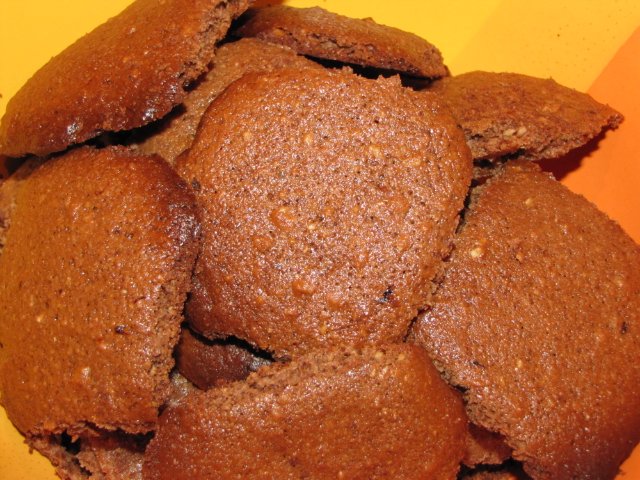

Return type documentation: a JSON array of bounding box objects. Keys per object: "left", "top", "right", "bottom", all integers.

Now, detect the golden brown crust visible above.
[
  {"left": 179, "top": 68, "right": 472, "bottom": 358},
  {"left": 0, "top": 0, "right": 250, "bottom": 158},
  {"left": 143, "top": 344, "right": 468, "bottom": 480},
  {"left": 0, "top": 146, "right": 199, "bottom": 437},
  {"left": 411, "top": 161, "right": 640, "bottom": 479},
  {"left": 134, "top": 38, "right": 322, "bottom": 164},
  {"left": 175, "top": 327, "right": 270, "bottom": 390},
  {"left": 430, "top": 71, "right": 623, "bottom": 161},
  {"left": 234, "top": 5, "right": 447, "bottom": 78}
]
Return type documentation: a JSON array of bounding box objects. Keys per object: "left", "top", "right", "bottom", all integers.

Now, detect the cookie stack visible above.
[{"left": 0, "top": 3, "right": 638, "bottom": 479}]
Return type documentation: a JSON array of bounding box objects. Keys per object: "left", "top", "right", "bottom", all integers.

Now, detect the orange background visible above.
[{"left": 1, "top": 1, "right": 639, "bottom": 479}]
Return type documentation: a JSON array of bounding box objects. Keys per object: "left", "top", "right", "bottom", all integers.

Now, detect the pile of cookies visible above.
[{"left": 0, "top": 1, "right": 638, "bottom": 479}]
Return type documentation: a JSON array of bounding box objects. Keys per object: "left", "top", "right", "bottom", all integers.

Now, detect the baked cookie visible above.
[
  {"left": 175, "top": 327, "right": 271, "bottom": 390},
  {"left": 179, "top": 67, "right": 472, "bottom": 358},
  {"left": 233, "top": 5, "right": 447, "bottom": 78},
  {"left": 0, "top": 0, "right": 249, "bottom": 158},
  {"left": 410, "top": 161, "right": 640, "bottom": 479},
  {"left": 134, "top": 38, "right": 322, "bottom": 164},
  {"left": 143, "top": 344, "right": 468, "bottom": 480},
  {"left": 429, "top": 71, "right": 622, "bottom": 161},
  {"left": 0, "top": 147, "right": 199, "bottom": 440}
]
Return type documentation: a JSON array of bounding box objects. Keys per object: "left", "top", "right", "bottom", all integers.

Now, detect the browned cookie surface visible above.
[
  {"left": 134, "top": 38, "right": 321, "bottom": 164},
  {"left": 0, "top": 0, "right": 250, "bottom": 158},
  {"left": 143, "top": 344, "right": 467, "bottom": 480},
  {"left": 430, "top": 71, "right": 622, "bottom": 161},
  {"left": 234, "top": 5, "right": 447, "bottom": 78},
  {"left": 0, "top": 147, "right": 199, "bottom": 437},
  {"left": 411, "top": 161, "right": 640, "bottom": 479},
  {"left": 179, "top": 68, "right": 471, "bottom": 358},
  {"left": 175, "top": 327, "right": 271, "bottom": 390}
]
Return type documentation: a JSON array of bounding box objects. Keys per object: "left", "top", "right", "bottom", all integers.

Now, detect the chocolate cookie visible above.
[
  {"left": 143, "top": 344, "right": 468, "bottom": 480},
  {"left": 179, "top": 68, "right": 472, "bottom": 358},
  {"left": 175, "top": 327, "right": 271, "bottom": 390},
  {"left": 429, "top": 71, "right": 622, "bottom": 161},
  {"left": 234, "top": 5, "right": 447, "bottom": 78},
  {"left": 410, "top": 161, "right": 640, "bottom": 479},
  {"left": 134, "top": 38, "right": 321, "bottom": 164},
  {"left": 0, "top": 147, "right": 199, "bottom": 440},
  {"left": 0, "top": 0, "right": 249, "bottom": 158}
]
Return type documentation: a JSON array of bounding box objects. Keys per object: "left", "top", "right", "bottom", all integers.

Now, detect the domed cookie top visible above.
[
  {"left": 0, "top": 0, "right": 250, "bottom": 158},
  {"left": 233, "top": 5, "right": 448, "bottom": 78},
  {"left": 0, "top": 146, "right": 199, "bottom": 437},
  {"left": 411, "top": 161, "right": 640, "bottom": 479},
  {"left": 430, "top": 71, "right": 622, "bottom": 161},
  {"left": 179, "top": 67, "right": 472, "bottom": 358},
  {"left": 143, "top": 344, "right": 468, "bottom": 480},
  {"left": 133, "top": 38, "right": 322, "bottom": 165}
]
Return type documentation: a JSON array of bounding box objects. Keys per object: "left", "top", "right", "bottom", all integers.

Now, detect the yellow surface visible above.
[
  {"left": 3, "top": 0, "right": 640, "bottom": 113},
  {"left": 1, "top": 1, "right": 639, "bottom": 479}
]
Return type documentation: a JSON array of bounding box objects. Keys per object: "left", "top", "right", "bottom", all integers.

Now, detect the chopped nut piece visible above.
[{"left": 291, "top": 277, "right": 316, "bottom": 296}]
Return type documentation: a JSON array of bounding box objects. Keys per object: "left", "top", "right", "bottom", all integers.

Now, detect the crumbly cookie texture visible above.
[
  {"left": 179, "top": 67, "right": 471, "bottom": 358},
  {"left": 430, "top": 71, "right": 622, "bottom": 161}
]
